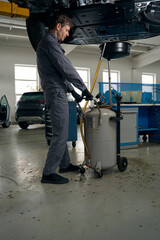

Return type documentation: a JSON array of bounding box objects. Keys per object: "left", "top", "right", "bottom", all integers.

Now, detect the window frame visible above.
[
  {"left": 75, "top": 67, "right": 90, "bottom": 90},
  {"left": 142, "top": 72, "right": 157, "bottom": 102},
  {"left": 102, "top": 69, "right": 120, "bottom": 93},
  {"left": 14, "top": 64, "right": 40, "bottom": 104},
  {"left": 74, "top": 67, "right": 90, "bottom": 107},
  {"left": 102, "top": 69, "right": 120, "bottom": 83},
  {"left": 142, "top": 72, "right": 156, "bottom": 85}
]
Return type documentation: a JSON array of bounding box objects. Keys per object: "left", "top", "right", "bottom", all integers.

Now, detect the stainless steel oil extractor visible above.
[
  {"left": 81, "top": 42, "right": 131, "bottom": 177},
  {"left": 84, "top": 105, "right": 117, "bottom": 174}
]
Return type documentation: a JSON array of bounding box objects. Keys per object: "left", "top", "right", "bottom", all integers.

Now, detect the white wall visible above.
[
  {"left": 0, "top": 40, "right": 36, "bottom": 121},
  {"left": 132, "top": 61, "right": 160, "bottom": 84},
  {"left": 0, "top": 39, "right": 160, "bottom": 121},
  {"left": 68, "top": 51, "right": 133, "bottom": 97},
  {"left": 68, "top": 50, "right": 160, "bottom": 95}
]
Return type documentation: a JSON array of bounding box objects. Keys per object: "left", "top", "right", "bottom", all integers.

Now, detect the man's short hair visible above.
[{"left": 48, "top": 14, "right": 73, "bottom": 30}]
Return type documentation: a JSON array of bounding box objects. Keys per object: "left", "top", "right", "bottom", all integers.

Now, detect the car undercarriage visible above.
[{"left": 9, "top": 0, "right": 160, "bottom": 50}]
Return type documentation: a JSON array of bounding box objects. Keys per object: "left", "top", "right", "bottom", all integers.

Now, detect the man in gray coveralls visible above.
[{"left": 37, "top": 14, "right": 93, "bottom": 184}]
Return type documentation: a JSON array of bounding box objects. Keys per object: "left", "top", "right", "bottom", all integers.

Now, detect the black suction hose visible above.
[
  {"left": 115, "top": 94, "right": 122, "bottom": 164},
  {"left": 110, "top": 93, "right": 123, "bottom": 164}
]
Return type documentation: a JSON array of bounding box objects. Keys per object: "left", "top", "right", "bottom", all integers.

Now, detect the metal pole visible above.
[
  {"left": 100, "top": 42, "right": 106, "bottom": 60},
  {"left": 108, "top": 59, "right": 112, "bottom": 106}
]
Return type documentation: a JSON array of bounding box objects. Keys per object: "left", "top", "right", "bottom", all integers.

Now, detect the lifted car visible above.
[
  {"left": 0, "top": 95, "right": 11, "bottom": 128},
  {"left": 11, "top": 0, "right": 160, "bottom": 50}
]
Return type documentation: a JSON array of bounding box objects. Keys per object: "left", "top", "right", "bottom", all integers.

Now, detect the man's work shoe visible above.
[
  {"left": 41, "top": 173, "right": 69, "bottom": 184},
  {"left": 59, "top": 163, "right": 80, "bottom": 173}
]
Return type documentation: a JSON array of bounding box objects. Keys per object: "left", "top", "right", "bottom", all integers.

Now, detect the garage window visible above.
[
  {"left": 142, "top": 73, "right": 156, "bottom": 101},
  {"left": 15, "top": 65, "right": 39, "bottom": 103},
  {"left": 103, "top": 70, "right": 120, "bottom": 83},
  {"left": 142, "top": 73, "right": 156, "bottom": 85},
  {"left": 102, "top": 70, "right": 120, "bottom": 92},
  {"left": 74, "top": 67, "right": 90, "bottom": 107}
]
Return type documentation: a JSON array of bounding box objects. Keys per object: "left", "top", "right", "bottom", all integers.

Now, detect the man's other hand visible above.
[
  {"left": 71, "top": 90, "right": 83, "bottom": 103},
  {"left": 82, "top": 89, "right": 93, "bottom": 101}
]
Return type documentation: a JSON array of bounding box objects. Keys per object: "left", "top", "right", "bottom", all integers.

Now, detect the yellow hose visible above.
[{"left": 80, "top": 59, "right": 102, "bottom": 164}]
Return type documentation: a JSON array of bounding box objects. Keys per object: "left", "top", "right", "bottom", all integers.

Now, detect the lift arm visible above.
[{"left": 0, "top": 1, "right": 29, "bottom": 18}]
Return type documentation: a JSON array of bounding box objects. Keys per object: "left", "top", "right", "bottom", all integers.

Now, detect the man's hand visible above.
[
  {"left": 71, "top": 90, "right": 83, "bottom": 103},
  {"left": 82, "top": 89, "right": 93, "bottom": 101}
]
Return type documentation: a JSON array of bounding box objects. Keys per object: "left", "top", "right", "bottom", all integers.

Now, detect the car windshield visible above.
[
  {"left": 0, "top": 95, "right": 8, "bottom": 106},
  {"left": 20, "top": 92, "right": 44, "bottom": 101}
]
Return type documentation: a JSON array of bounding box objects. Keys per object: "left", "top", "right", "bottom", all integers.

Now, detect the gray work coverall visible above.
[{"left": 37, "top": 32, "right": 87, "bottom": 175}]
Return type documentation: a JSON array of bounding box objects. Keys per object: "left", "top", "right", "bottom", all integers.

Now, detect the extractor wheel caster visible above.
[
  {"left": 72, "top": 141, "right": 76, "bottom": 148},
  {"left": 94, "top": 169, "right": 103, "bottom": 178},
  {"left": 118, "top": 157, "right": 128, "bottom": 172},
  {"left": 142, "top": 135, "right": 147, "bottom": 142},
  {"left": 80, "top": 167, "right": 85, "bottom": 174}
]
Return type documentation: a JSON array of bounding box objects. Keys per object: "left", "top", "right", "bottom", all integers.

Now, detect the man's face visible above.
[{"left": 57, "top": 24, "right": 70, "bottom": 42}]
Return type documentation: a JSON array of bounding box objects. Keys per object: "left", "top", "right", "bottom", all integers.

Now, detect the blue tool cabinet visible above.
[
  {"left": 45, "top": 101, "right": 77, "bottom": 147},
  {"left": 138, "top": 105, "right": 160, "bottom": 143}
]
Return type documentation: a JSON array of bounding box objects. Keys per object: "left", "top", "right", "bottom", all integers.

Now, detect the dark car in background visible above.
[
  {"left": 0, "top": 95, "right": 11, "bottom": 128},
  {"left": 15, "top": 91, "right": 45, "bottom": 129}
]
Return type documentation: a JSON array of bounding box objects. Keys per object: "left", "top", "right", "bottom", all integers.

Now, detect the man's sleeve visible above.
[
  {"left": 65, "top": 80, "right": 74, "bottom": 93},
  {"left": 47, "top": 41, "right": 87, "bottom": 92}
]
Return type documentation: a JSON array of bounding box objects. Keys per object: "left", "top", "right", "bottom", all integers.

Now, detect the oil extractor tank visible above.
[{"left": 84, "top": 107, "right": 117, "bottom": 170}]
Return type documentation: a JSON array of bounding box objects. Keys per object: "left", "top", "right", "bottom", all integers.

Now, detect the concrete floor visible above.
[{"left": 0, "top": 124, "right": 160, "bottom": 240}]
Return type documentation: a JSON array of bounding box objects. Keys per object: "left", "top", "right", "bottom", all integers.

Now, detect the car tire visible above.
[
  {"left": 2, "top": 122, "right": 11, "bottom": 128},
  {"left": 18, "top": 122, "right": 29, "bottom": 129}
]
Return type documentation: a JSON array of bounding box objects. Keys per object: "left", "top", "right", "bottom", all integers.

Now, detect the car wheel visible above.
[
  {"left": 18, "top": 122, "right": 29, "bottom": 129},
  {"left": 2, "top": 122, "right": 11, "bottom": 128}
]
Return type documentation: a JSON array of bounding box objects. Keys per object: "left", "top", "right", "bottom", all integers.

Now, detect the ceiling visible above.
[{"left": 0, "top": 15, "right": 160, "bottom": 68}]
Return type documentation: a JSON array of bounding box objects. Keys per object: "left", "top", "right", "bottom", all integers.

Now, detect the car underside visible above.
[{"left": 10, "top": 0, "right": 160, "bottom": 50}]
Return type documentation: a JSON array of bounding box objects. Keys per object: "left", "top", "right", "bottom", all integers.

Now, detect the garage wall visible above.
[
  {"left": 132, "top": 62, "right": 160, "bottom": 84},
  {"left": 0, "top": 40, "right": 36, "bottom": 121},
  {"left": 68, "top": 51, "right": 160, "bottom": 97},
  {"left": 68, "top": 51, "right": 133, "bottom": 97},
  {"left": 0, "top": 39, "right": 160, "bottom": 121}
]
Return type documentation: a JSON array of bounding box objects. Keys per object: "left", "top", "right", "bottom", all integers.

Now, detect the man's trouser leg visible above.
[{"left": 43, "top": 92, "right": 70, "bottom": 175}]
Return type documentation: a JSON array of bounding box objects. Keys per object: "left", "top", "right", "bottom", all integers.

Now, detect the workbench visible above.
[{"left": 98, "top": 82, "right": 160, "bottom": 148}]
